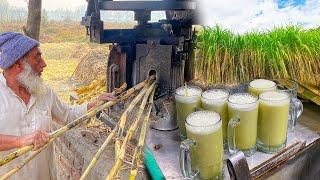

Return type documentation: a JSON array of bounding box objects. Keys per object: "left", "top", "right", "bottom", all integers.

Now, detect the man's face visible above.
[
  {"left": 16, "top": 47, "right": 47, "bottom": 97},
  {"left": 25, "top": 47, "right": 46, "bottom": 76}
]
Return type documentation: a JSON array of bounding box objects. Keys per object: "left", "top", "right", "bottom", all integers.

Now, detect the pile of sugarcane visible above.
[
  {"left": 73, "top": 76, "right": 107, "bottom": 105},
  {"left": 0, "top": 76, "right": 156, "bottom": 180}
]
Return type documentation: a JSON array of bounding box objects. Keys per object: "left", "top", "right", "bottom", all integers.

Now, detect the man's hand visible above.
[
  {"left": 87, "top": 92, "right": 117, "bottom": 110},
  {"left": 97, "top": 92, "right": 117, "bottom": 102},
  {"left": 19, "top": 130, "right": 50, "bottom": 150}
]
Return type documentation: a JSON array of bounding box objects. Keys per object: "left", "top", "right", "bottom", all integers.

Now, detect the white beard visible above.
[{"left": 17, "top": 61, "right": 46, "bottom": 98}]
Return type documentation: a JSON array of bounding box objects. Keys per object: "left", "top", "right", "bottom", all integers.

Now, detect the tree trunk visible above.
[{"left": 26, "top": 0, "right": 42, "bottom": 40}]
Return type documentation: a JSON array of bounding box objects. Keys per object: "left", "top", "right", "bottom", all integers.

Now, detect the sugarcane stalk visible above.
[
  {"left": 129, "top": 89, "right": 155, "bottom": 180},
  {"left": 0, "top": 139, "right": 51, "bottom": 180},
  {"left": 79, "top": 125, "right": 118, "bottom": 180},
  {"left": 0, "top": 80, "right": 147, "bottom": 167},
  {"left": 106, "top": 82, "right": 156, "bottom": 180},
  {"left": 114, "top": 138, "right": 121, "bottom": 179},
  {"left": 113, "top": 80, "right": 153, "bottom": 178}
]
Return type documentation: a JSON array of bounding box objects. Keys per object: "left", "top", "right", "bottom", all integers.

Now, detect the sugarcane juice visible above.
[
  {"left": 258, "top": 91, "right": 290, "bottom": 148},
  {"left": 186, "top": 111, "right": 224, "bottom": 179},
  {"left": 228, "top": 94, "right": 259, "bottom": 150},
  {"left": 201, "top": 89, "right": 229, "bottom": 143},
  {"left": 175, "top": 86, "right": 202, "bottom": 139},
  {"left": 248, "top": 79, "right": 277, "bottom": 97}
]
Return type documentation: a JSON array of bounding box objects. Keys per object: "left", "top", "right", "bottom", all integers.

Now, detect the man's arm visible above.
[
  {"left": 0, "top": 131, "right": 49, "bottom": 151},
  {"left": 50, "top": 87, "right": 116, "bottom": 124},
  {"left": 87, "top": 93, "right": 116, "bottom": 110},
  {"left": 0, "top": 135, "right": 21, "bottom": 151}
]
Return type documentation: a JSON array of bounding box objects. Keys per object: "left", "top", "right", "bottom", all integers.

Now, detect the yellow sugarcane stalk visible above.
[
  {"left": 0, "top": 80, "right": 146, "bottom": 167},
  {"left": 0, "top": 138, "right": 52, "bottom": 180},
  {"left": 79, "top": 125, "right": 118, "bottom": 180},
  {"left": 112, "top": 77, "right": 154, "bottom": 175},
  {"left": 106, "top": 82, "right": 156, "bottom": 180},
  {"left": 113, "top": 80, "right": 153, "bottom": 178},
  {"left": 114, "top": 138, "right": 121, "bottom": 179},
  {"left": 129, "top": 89, "right": 155, "bottom": 180}
]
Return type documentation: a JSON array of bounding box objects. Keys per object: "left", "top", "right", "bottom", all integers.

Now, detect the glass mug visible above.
[
  {"left": 248, "top": 79, "right": 277, "bottom": 97},
  {"left": 175, "top": 86, "right": 202, "bottom": 140},
  {"left": 201, "top": 89, "right": 229, "bottom": 147},
  {"left": 180, "top": 111, "right": 224, "bottom": 180},
  {"left": 257, "top": 91, "right": 290, "bottom": 153},
  {"left": 275, "top": 79, "right": 303, "bottom": 130},
  {"left": 227, "top": 93, "right": 259, "bottom": 156}
]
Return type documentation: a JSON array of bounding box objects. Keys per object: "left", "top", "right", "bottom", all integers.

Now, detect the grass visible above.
[{"left": 195, "top": 26, "right": 320, "bottom": 85}]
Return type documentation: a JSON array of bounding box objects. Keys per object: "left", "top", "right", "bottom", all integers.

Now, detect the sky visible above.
[
  {"left": 8, "top": 0, "right": 320, "bottom": 33},
  {"left": 199, "top": 0, "right": 320, "bottom": 33}
]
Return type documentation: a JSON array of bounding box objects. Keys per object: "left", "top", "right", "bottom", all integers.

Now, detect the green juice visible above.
[
  {"left": 258, "top": 91, "right": 290, "bottom": 151},
  {"left": 186, "top": 111, "right": 224, "bottom": 180},
  {"left": 175, "top": 86, "right": 202, "bottom": 139},
  {"left": 201, "top": 89, "right": 229, "bottom": 144},
  {"left": 248, "top": 79, "right": 277, "bottom": 97},
  {"left": 228, "top": 94, "right": 259, "bottom": 151},
  {"left": 176, "top": 99, "right": 201, "bottom": 137}
]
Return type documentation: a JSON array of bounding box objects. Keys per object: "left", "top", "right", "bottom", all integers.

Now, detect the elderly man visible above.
[{"left": 0, "top": 32, "right": 115, "bottom": 179}]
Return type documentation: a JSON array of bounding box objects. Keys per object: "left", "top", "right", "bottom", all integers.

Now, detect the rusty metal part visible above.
[
  {"left": 227, "top": 151, "right": 251, "bottom": 180},
  {"left": 107, "top": 46, "right": 127, "bottom": 93}
]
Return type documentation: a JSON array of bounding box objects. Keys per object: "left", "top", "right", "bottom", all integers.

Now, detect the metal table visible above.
[{"left": 146, "top": 104, "right": 320, "bottom": 179}]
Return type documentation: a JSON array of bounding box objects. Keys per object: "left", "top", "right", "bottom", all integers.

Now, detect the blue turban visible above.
[{"left": 0, "top": 32, "right": 39, "bottom": 69}]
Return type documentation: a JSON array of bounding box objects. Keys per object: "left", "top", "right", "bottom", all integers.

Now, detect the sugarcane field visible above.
[{"left": 0, "top": 0, "right": 320, "bottom": 180}]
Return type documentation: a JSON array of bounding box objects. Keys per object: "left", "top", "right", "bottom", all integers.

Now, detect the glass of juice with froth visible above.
[
  {"left": 201, "top": 89, "right": 229, "bottom": 147},
  {"left": 274, "top": 79, "right": 303, "bottom": 130},
  {"left": 180, "top": 111, "right": 224, "bottom": 180},
  {"left": 175, "top": 85, "right": 202, "bottom": 140},
  {"left": 257, "top": 91, "right": 290, "bottom": 153},
  {"left": 248, "top": 79, "right": 277, "bottom": 97},
  {"left": 227, "top": 93, "right": 259, "bottom": 156}
]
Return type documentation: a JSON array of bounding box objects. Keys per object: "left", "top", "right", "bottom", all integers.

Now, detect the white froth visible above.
[
  {"left": 228, "top": 93, "right": 258, "bottom": 111},
  {"left": 259, "top": 91, "right": 290, "bottom": 106},
  {"left": 250, "top": 79, "right": 276, "bottom": 89},
  {"left": 201, "top": 89, "right": 229, "bottom": 106},
  {"left": 186, "top": 111, "right": 221, "bottom": 135},
  {"left": 175, "top": 86, "right": 202, "bottom": 103}
]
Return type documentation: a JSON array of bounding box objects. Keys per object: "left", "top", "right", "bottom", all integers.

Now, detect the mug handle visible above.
[
  {"left": 179, "top": 139, "right": 199, "bottom": 179},
  {"left": 228, "top": 117, "right": 240, "bottom": 155},
  {"left": 293, "top": 98, "right": 303, "bottom": 120}
]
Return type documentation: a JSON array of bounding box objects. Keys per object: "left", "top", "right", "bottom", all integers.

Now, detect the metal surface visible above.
[
  {"left": 82, "top": 0, "right": 196, "bottom": 93},
  {"left": 151, "top": 97, "right": 178, "bottom": 130},
  {"left": 99, "top": 1, "right": 197, "bottom": 11},
  {"left": 227, "top": 152, "right": 251, "bottom": 180},
  {"left": 107, "top": 46, "right": 127, "bottom": 92},
  {"left": 146, "top": 105, "right": 320, "bottom": 179}
]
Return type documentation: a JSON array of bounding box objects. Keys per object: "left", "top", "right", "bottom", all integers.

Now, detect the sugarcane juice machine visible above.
[{"left": 81, "top": 0, "right": 198, "bottom": 130}]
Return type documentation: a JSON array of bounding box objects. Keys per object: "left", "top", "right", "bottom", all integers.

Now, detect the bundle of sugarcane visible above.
[
  {"left": 276, "top": 79, "right": 320, "bottom": 105},
  {"left": 80, "top": 77, "right": 156, "bottom": 179},
  {"left": 129, "top": 89, "right": 155, "bottom": 180},
  {"left": 0, "top": 79, "right": 150, "bottom": 178},
  {"left": 112, "top": 78, "right": 155, "bottom": 179},
  {"left": 296, "top": 83, "right": 320, "bottom": 105},
  {"left": 106, "top": 82, "right": 156, "bottom": 180}
]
